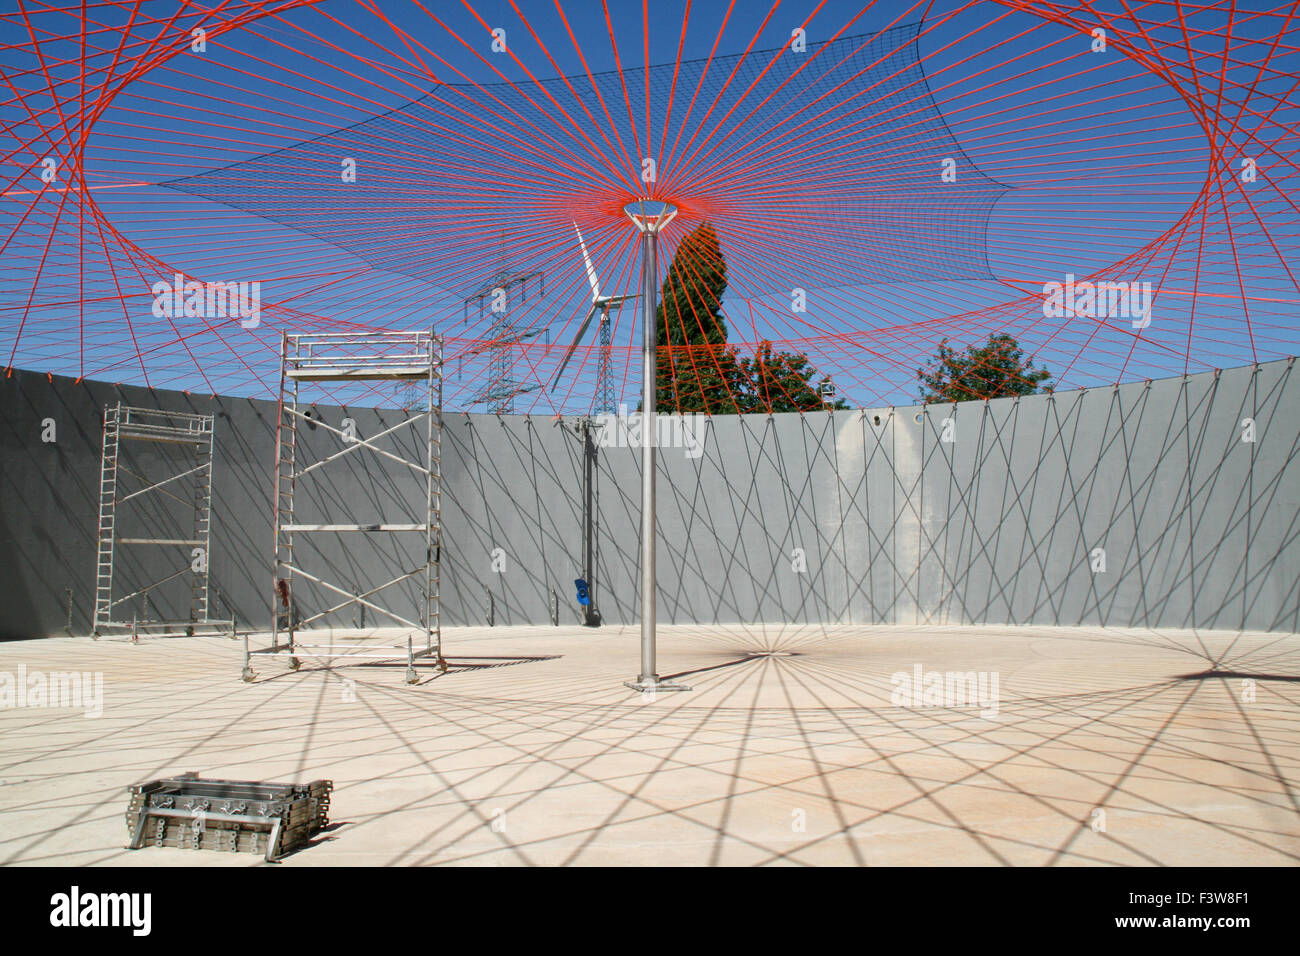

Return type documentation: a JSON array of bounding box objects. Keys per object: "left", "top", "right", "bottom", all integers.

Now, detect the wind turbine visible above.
[{"left": 551, "top": 223, "right": 637, "bottom": 410}]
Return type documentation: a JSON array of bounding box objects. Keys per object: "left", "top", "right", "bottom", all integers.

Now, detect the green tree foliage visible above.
[
  {"left": 654, "top": 222, "right": 739, "bottom": 413},
  {"left": 734, "top": 341, "right": 849, "bottom": 412},
  {"left": 916, "top": 333, "right": 1052, "bottom": 403},
  {"left": 653, "top": 222, "right": 846, "bottom": 413}
]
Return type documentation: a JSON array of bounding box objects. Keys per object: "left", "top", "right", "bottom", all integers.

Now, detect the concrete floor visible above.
[{"left": 0, "top": 623, "right": 1296, "bottom": 866}]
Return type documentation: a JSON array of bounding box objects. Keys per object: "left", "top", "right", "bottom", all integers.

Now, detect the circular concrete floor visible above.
[{"left": 0, "top": 624, "right": 1296, "bottom": 866}]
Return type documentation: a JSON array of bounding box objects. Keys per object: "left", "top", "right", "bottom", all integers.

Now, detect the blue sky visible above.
[{"left": 1, "top": 0, "right": 1295, "bottom": 408}]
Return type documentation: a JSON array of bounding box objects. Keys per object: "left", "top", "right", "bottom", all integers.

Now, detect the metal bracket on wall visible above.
[{"left": 351, "top": 589, "right": 367, "bottom": 629}]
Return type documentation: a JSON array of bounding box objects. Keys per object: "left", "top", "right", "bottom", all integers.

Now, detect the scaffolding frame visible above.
[
  {"left": 93, "top": 403, "right": 233, "bottom": 641},
  {"left": 242, "top": 330, "right": 443, "bottom": 683}
]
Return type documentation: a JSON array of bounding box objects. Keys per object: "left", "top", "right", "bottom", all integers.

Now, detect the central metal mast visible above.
[{"left": 623, "top": 199, "right": 689, "bottom": 695}]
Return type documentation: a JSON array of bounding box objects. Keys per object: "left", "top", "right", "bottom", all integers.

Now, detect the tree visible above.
[
  {"left": 654, "top": 222, "right": 740, "bottom": 413},
  {"left": 735, "top": 341, "right": 849, "bottom": 412},
  {"left": 917, "top": 333, "right": 1051, "bottom": 403},
  {"left": 653, "top": 222, "right": 846, "bottom": 413}
]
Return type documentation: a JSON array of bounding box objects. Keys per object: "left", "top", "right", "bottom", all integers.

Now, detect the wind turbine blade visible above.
[
  {"left": 574, "top": 222, "right": 601, "bottom": 300},
  {"left": 550, "top": 304, "right": 600, "bottom": 391}
]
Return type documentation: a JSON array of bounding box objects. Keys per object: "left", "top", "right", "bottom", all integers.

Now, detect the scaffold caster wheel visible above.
[
  {"left": 241, "top": 667, "right": 255, "bottom": 683},
  {"left": 288, "top": 657, "right": 301, "bottom": 671},
  {"left": 405, "top": 667, "right": 418, "bottom": 684}
]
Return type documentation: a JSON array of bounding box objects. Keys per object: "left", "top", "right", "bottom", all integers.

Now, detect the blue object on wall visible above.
[{"left": 574, "top": 579, "right": 590, "bottom": 606}]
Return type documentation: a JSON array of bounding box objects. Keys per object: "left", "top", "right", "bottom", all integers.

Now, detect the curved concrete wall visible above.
[{"left": 1, "top": 358, "right": 1296, "bottom": 639}]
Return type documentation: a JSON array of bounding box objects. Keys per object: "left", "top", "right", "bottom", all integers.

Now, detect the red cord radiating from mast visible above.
[{"left": 0, "top": 1, "right": 1295, "bottom": 411}]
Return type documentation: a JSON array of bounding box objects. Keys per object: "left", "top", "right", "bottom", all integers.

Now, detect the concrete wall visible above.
[{"left": 1, "top": 359, "right": 1296, "bottom": 639}]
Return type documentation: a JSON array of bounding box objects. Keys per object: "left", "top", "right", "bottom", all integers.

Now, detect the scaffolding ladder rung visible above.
[
  {"left": 281, "top": 523, "right": 426, "bottom": 533},
  {"left": 117, "top": 538, "right": 204, "bottom": 545}
]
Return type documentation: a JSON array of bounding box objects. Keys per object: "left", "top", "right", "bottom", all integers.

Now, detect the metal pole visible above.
[
  {"left": 638, "top": 227, "right": 657, "bottom": 685},
  {"left": 623, "top": 199, "right": 689, "bottom": 694}
]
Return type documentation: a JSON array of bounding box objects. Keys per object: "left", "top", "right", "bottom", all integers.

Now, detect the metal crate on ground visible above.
[{"left": 125, "top": 773, "right": 332, "bottom": 862}]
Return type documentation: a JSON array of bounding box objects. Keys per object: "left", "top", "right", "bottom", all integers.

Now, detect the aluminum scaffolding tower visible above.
[
  {"left": 242, "top": 330, "right": 444, "bottom": 683},
  {"left": 93, "top": 403, "right": 233, "bottom": 641}
]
